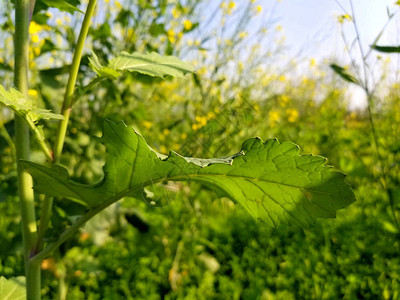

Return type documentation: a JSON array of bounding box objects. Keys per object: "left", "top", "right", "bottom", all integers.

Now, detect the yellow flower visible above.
[
  {"left": 310, "top": 58, "right": 316, "bottom": 67},
  {"left": 225, "top": 39, "right": 232, "bottom": 46},
  {"left": 172, "top": 7, "right": 180, "bottom": 19},
  {"left": 183, "top": 19, "right": 193, "bottom": 31},
  {"left": 221, "top": 1, "right": 236, "bottom": 15},
  {"left": 160, "top": 145, "right": 167, "bottom": 154},
  {"left": 338, "top": 14, "right": 352, "bottom": 24},
  {"left": 142, "top": 121, "right": 152, "bottom": 129},
  {"left": 278, "top": 75, "right": 286, "bottom": 82},
  {"left": 256, "top": 5, "right": 262, "bottom": 14},
  {"left": 28, "top": 89, "right": 38, "bottom": 97},
  {"left": 115, "top": 1, "right": 122, "bottom": 9},
  {"left": 227, "top": 1, "right": 236, "bottom": 14},
  {"left": 195, "top": 115, "right": 207, "bottom": 126},
  {"left": 279, "top": 94, "right": 289, "bottom": 106},
  {"left": 269, "top": 111, "right": 280, "bottom": 123},
  {"left": 29, "top": 21, "right": 42, "bottom": 34},
  {"left": 31, "top": 34, "right": 40, "bottom": 44},
  {"left": 197, "top": 66, "right": 207, "bottom": 75},
  {"left": 32, "top": 46, "right": 41, "bottom": 56},
  {"left": 238, "top": 61, "right": 244, "bottom": 72},
  {"left": 163, "top": 128, "right": 170, "bottom": 135},
  {"left": 239, "top": 31, "right": 248, "bottom": 39},
  {"left": 167, "top": 29, "right": 175, "bottom": 43},
  {"left": 177, "top": 32, "right": 183, "bottom": 41},
  {"left": 286, "top": 108, "right": 299, "bottom": 123}
]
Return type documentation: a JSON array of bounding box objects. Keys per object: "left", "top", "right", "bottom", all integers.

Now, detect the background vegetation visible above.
[{"left": 1, "top": 0, "right": 400, "bottom": 299}]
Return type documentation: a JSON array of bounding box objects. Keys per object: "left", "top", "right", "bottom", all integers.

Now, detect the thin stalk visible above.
[
  {"left": 30, "top": 194, "right": 119, "bottom": 264},
  {"left": 349, "top": 0, "right": 400, "bottom": 232},
  {"left": 53, "top": 0, "right": 97, "bottom": 163},
  {"left": 14, "top": 0, "right": 40, "bottom": 299},
  {"left": 34, "top": 195, "right": 53, "bottom": 252},
  {"left": 0, "top": 122, "right": 16, "bottom": 159},
  {"left": 366, "top": 93, "right": 400, "bottom": 232},
  {"left": 34, "top": 0, "right": 97, "bottom": 256},
  {"left": 24, "top": 115, "right": 54, "bottom": 161}
]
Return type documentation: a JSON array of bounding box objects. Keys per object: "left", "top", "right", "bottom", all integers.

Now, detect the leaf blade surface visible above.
[{"left": 22, "top": 121, "right": 355, "bottom": 226}]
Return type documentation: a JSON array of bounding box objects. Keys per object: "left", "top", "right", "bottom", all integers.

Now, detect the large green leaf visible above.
[
  {"left": 22, "top": 121, "right": 355, "bottom": 227},
  {"left": 89, "top": 52, "right": 195, "bottom": 79},
  {"left": 0, "top": 277, "right": 26, "bottom": 300}
]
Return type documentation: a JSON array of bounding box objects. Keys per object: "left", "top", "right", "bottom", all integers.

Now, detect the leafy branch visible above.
[{"left": 24, "top": 120, "right": 355, "bottom": 263}]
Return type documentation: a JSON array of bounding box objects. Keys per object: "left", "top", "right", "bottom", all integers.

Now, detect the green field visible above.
[{"left": 1, "top": 0, "right": 400, "bottom": 299}]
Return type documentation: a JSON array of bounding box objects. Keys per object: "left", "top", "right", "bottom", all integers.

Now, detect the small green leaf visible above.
[
  {"left": 88, "top": 52, "right": 121, "bottom": 79},
  {"left": 40, "top": 39, "right": 57, "bottom": 55},
  {"left": 0, "top": 85, "right": 63, "bottom": 122},
  {"left": 371, "top": 44, "right": 400, "bottom": 53},
  {"left": 23, "top": 121, "right": 355, "bottom": 227},
  {"left": 0, "top": 276, "right": 26, "bottom": 300},
  {"left": 0, "top": 85, "right": 63, "bottom": 160},
  {"left": 40, "top": 0, "right": 83, "bottom": 14},
  {"left": 149, "top": 23, "right": 166, "bottom": 37},
  {"left": 330, "top": 64, "right": 359, "bottom": 85},
  {"left": 89, "top": 52, "right": 195, "bottom": 79}
]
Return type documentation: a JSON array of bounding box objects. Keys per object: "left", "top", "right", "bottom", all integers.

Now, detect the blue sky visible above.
[
  {"left": 269, "top": 0, "right": 400, "bottom": 59},
  {"left": 261, "top": 0, "right": 399, "bottom": 108}
]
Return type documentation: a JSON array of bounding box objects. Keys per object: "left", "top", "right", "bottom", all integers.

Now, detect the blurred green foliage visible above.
[{"left": 1, "top": 0, "right": 400, "bottom": 299}]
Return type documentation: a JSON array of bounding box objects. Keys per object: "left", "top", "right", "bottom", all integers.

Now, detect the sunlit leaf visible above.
[
  {"left": 0, "top": 277, "right": 26, "bottom": 300},
  {"left": 23, "top": 120, "right": 355, "bottom": 227},
  {"left": 40, "top": 0, "right": 83, "bottom": 14},
  {"left": 0, "top": 85, "right": 63, "bottom": 122},
  {"left": 0, "top": 85, "right": 63, "bottom": 158},
  {"left": 371, "top": 44, "right": 400, "bottom": 53},
  {"left": 89, "top": 52, "right": 194, "bottom": 79},
  {"left": 330, "top": 64, "right": 359, "bottom": 85}
]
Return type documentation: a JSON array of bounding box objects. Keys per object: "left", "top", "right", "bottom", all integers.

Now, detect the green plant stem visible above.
[
  {"left": 34, "top": 195, "right": 53, "bottom": 252},
  {"left": 0, "top": 122, "right": 16, "bottom": 159},
  {"left": 53, "top": 0, "right": 97, "bottom": 163},
  {"left": 25, "top": 115, "right": 54, "bottom": 162},
  {"left": 34, "top": 0, "right": 97, "bottom": 259},
  {"left": 366, "top": 93, "right": 400, "bottom": 233},
  {"left": 14, "top": 0, "right": 40, "bottom": 299},
  {"left": 349, "top": 0, "right": 400, "bottom": 233},
  {"left": 30, "top": 191, "right": 129, "bottom": 264}
]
